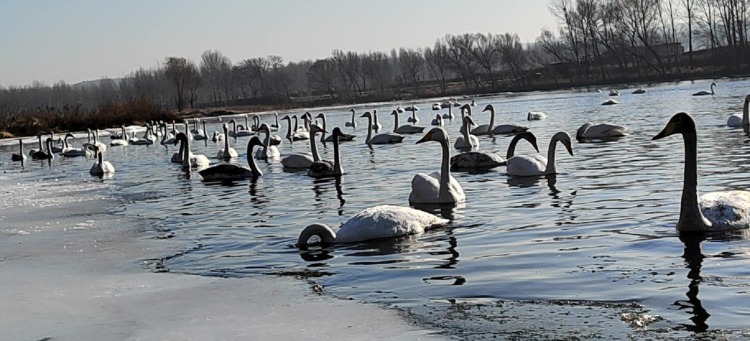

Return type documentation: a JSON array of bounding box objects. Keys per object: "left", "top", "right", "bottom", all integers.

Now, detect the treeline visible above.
[{"left": 1, "top": 0, "right": 749, "bottom": 125}]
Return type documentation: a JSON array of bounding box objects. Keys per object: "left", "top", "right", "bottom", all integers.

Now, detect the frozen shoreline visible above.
[{"left": 0, "top": 177, "right": 443, "bottom": 340}]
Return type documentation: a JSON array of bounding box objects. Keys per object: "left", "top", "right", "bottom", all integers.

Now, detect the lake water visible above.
[{"left": 2, "top": 79, "right": 750, "bottom": 339}]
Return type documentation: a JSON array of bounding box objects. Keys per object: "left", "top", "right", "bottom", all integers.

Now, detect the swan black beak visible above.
[
  {"left": 416, "top": 131, "right": 433, "bottom": 144},
  {"left": 652, "top": 122, "right": 676, "bottom": 140}
]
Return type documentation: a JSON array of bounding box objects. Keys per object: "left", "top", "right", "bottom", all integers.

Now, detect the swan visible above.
[
  {"left": 506, "top": 131, "right": 573, "bottom": 177},
  {"left": 296, "top": 205, "right": 449, "bottom": 248},
  {"left": 190, "top": 118, "right": 202, "bottom": 135},
  {"left": 345, "top": 108, "right": 357, "bottom": 128},
  {"left": 372, "top": 109, "right": 383, "bottom": 132},
  {"left": 89, "top": 146, "right": 114, "bottom": 176},
  {"left": 211, "top": 131, "right": 224, "bottom": 143},
  {"left": 110, "top": 126, "right": 129, "bottom": 146},
  {"left": 602, "top": 99, "right": 620, "bottom": 105},
  {"left": 395, "top": 106, "right": 405, "bottom": 113},
  {"left": 31, "top": 138, "right": 55, "bottom": 160},
  {"left": 431, "top": 114, "right": 443, "bottom": 126},
  {"left": 270, "top": 112, "right": 280, "bottom": 131},
  {"left": 252, "top": 115, "right": 282, "bottom": 145},
  {"left": 308, "top": 127, "right": 344, "bottom": 178},
  {"left": 442, "top": 105, "right": 454, "bottom": 121},
  {"left": 653, "top": 112, "right": 750, "bottom": 231},
  {"left": 129, "top": 127, "right": 155, "bottom": 145},
  {"left": 361, "top": 111, "right": 404, "bottom": 145},
  {"left": 454, "top": 116, "right": 479, "bottom": 150},
  {"left": 61, "top": 133, "right": 94, "bottom": 157},
  {"left": 193, "top": 121, "right": 208, "bottom": 140},
  {"left": 527, "top": 112, "right": 547, "bottom": 121},
  {"left": 481, "top": 104, "right": 529, "bottom": 135},
  {"left": 281, "top": 124, "right": 324, "bottom": 169},
  {"left": 726, "top": 95, "right": 750, "bottom": 128},
  {"left": 608, "top": 90, "right": 619, "bottom": 96},
  {"left": 254, "top": 123, "right": 281, "bottom": 160},
  {"left": 632, "top": 87, "right": 646, "bottom": 94},
  {"left": 432, "top": 103, "right": 441, "bottom": 111},
  {"left": 316, "top": 113, "right": 355, "bottom": 143},
  {"left": 28, "top": 131, "right": 45, "bottom": 156},
  {"left": 406, "top": 105, "right": 420, "bottom": 124},
  {"left": 174, "top": 132, "right": 210, "bottom": 169},
  {"left": 199, "top": 136, "right": 264, "bottom": 181},
  {"left": 468, "top": 104, "right": 495, "bottom": 136},
  {"left": 291, "top": 115, "right": 310, "bottom": 141},
  {"left": 11, "top": 139, "right": 27, "bottom": 161},
  {"left": 229, "top": 119, "right": 253, "bottom": 138},
  {"left": 216, "top": 123, "right": 239, "bottom": 160},
  {"left": 409, "top": 127, "right": 466, "bottom": 205},
  {"left": 82, "top": 129, "right": 106, "bottom": 152},
  {"left": 160, "top": 124, "right": 176, "bottom": 145},
  {"left": 576, "top": 122, "right": 629, "bottom": 142},
  {"left": 450, "top": 131, "right": 539, "bottom": 171},
  {"left": 46, "top": 131, "right": 63, "bottom": 153},
  {"left": 392, "top": 110, "right": 425, "bottom": 134},
  {"left": 692, "top": 82, "right": 716, "bottom": 96}
]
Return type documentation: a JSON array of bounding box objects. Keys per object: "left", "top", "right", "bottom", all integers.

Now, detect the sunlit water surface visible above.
[{"left": 3, "top": 79, "right": 750, "bottom": 338}]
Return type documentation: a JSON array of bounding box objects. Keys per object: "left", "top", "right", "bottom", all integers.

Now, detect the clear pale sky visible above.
[{"left": 0, "top": 0, "right": 557, "bottom": 87}]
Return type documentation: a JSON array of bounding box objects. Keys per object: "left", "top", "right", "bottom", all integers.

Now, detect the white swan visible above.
[
  {"left": 442, "top": 105, "right": 454, "bottom": 121},
  {"left": 345, "top": 108, "right": 357, "bottom": 128},
  {"left": 316, "top": 113, "right": 355, "bottom": 143},
  {"left": 216, "top": 123, "right": 238, "bottom": 160},
  {"left": 632, "top": 87, "right": 646, "bottom": 94},
  {"left": 270, "top": 112, "right": 280, "bottom": 131},
  {"left": 308, "top": 127, "right": 345, "bottom": 178},
  {"left": 281, "top": 124, "right": 324, "bottom": 169},
  {"left": 291, "top": 115, "right": 310, "bottom": 141},
  {"left": 11, "top": 139, "right": 27, "bottom": 161},
  {"left": 28, "top": 131, "right": 45, "bottom": 156},
  {"left": 211, "top": 131, "right": 224, "bottom": 143},
  {"left": 506, "top": 131, "right": 573, "bottom": 177},
  {"left": 297, "top": 205, "right": 449, "bottom": 248},
  {"left": 608, "top": 89, "right": 619, "bottom": 96},
  {"left": 693, "top": 82, "right": 716, "bottom": 96},
  {"left": 653, "top": 112, "right": 750, "bottom": 231},
  {"left": 450, "top": 131, "right": 539, "bottom": 171},
  {"left": 361, "top": 111, "right": 404, "bottom": 145},
  {"left": 409, "top": 127, "right": 466, "bottom": 205},
  {"left": 601, "top": 99, "right": 620, "bottom": 106},
  {"left": 726, "top": 95, "right": 750, "bottom": 128},
  {"left": 229, "top": 118, "right": 253, "bottom": 138},
  {"left": 199, "top": 136, "right": 264, "bottom": 181},
  {"left": 193, "top": 120, "right": 208, "bottom": 141},
  {"left": 576, "top": 122, "right": 629, "bottom": 142},
  {"left": 174, "top": 132, "right": 210, "bottom": 169},
  {"left": 372, "top": 109, "right": 383, "bottom": 132},
  {"left": 159, "top": 124, "right": 176, "bottom": 145},
  {"left": 392, "top": 110, "right": 425, "bottom": 134},
  {"left": 129, "top": 127, "right": 155, "bottom": 145},
  {"left": 481, "top": 104, "right": 529, "bottom": 135},
  {"left": 431, "top": 114, "right": 443, "bottom": 126},
  {"left": 110, "top": 126, "right": 129, "bottom": 146},
  {"left": 61, "top": 133, "right": 94, "bottom": 157},
  {"left": 254, "top": 123, "right": 281, "bottom": 160},
  {"left": 454, "top": 116, "right": 479, "bottom": 150},
  {"left": 406, "top": 105, "right": 420, "bottom": 124},
  {"left": 89, "top": 146, "right": 114, "bottom": 176},
  {"left": 82, "top": 129, "right": 107, "bottom": 152},
  {"left": 527, "top": 112, "right": 547, "bottom": 121}
]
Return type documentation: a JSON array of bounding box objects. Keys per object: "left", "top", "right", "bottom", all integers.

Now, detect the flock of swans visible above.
[{"left": 8, "top": 89, "right": 750, "bottom": 248}]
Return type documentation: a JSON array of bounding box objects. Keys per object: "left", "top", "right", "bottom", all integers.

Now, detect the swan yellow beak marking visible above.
[{"left": 653, "top": 122, "right": 677, "bottom": 140}]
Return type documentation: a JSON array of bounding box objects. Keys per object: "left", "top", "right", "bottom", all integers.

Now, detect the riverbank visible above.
[{"left": 0, "top": 175, "right": 443, "bottom": 340}]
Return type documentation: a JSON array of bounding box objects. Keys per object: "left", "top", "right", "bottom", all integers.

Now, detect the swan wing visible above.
[
  {"left": 700, "top": 191, "right": 750, "bottom": 230},
  {"left": 198, "top": 164, "right": 253, "bottom": 181},
  {"left": 190, "top": 155, "right": 210, "bottom": 168},
  {"left": 409, "top": 172, "right": 440, "bottom": 203},
  {"left": 371, "top": 133, "right": 404, "bottom": 144},
  {"left": 583, "top": 124, "right": 629, "bottom": 138},
  {"left": 471, "top": 125, "right": 491, "bottom": 135},
  {"left": 281, "top": 153, "right": 314, "bottom": 169},
  {"left": 335, "top": 205, "right": 449, "bottom": 243},
  {"left": 450, "top": 152, "right": 505, "bottom": 170},
  {"left": 506, "top": 155, "right": 546, "bottom": 176},
  {"left": 492, "top": 125, "right": 528, "bottom": 134},
  {"left": 727, "top": 114, "right": 743, "bottom": 127}
]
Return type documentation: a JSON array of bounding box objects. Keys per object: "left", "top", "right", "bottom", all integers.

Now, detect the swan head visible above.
[
  {"left": 553, "top": 132, "right": 574, "bottom": 156},
  {"left": 65, "top": 133, "right": 75, "bottom": 140},
  {"left": 222, "top": 123, "right": 229, "bottom": 133},
  {"left": 248, "top": 136, "right": 264, "bottom": 148},
  {"left": 360, "top": 111, "right": 373, "bottom": 119},
  {"left": 653, "top": 112, "right": 694, "bottom": 140},
  {"left": 515, "top": 132, "right": 540, "bottom": 153},
  {"left": 315, "top": 112, "right": 326, "bottom": 120},
  {"left": 309, "top": 124, "right": 325, "bottom": 134},
  {"left": 331, "top": 127, "right": 344, "bottom": 139},
  {"left": 482, "top": 104, "right": 494, "bottom": 112},
  {"left": 417, "top": 127, "right": 449, "bottom": 145},
  {"left": 297, "top": 223, "right": 337, "bottom": 248},
  {"left": 349, "top": 108, "right": 355, "bottom": 113},
  {"left": 281, "top": 115, "right": 291, "bottom": 121},
  {"left": 396, "top": 106, "right": 404, "bottom": 113},
  {"left": 461, "top": 103, "right": 471, "bottom": 110},
  {"left": 258, "top": 123, "right": 271, "bottom": 133},
  {"left": 745, "top": 94, "right": 750, "bottom": 103},
  {"left": 173, "top": 132, "right": 188, "bottom": 146},
  {"left": 462, "top": 115, "right": 475, "bottom": 127}
]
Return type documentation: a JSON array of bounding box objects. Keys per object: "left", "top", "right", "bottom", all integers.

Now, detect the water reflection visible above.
[{"left": 674, "top": 234, "right": 710, "bottom": 332}]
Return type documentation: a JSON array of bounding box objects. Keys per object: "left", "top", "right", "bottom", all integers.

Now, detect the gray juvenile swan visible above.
[
  {"left": 450, "top": 131, "right": 539, "bottom": 171},
  {"left": 653, "top": 112, "right": 750, "bottom": 232},
  {"left": 297, "top": 205, "right": 448, "bottom": 248}
]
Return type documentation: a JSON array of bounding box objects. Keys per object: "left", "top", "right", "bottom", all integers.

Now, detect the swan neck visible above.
[
  {"left": 544, "top": 137, "right": 558, "bottom": 174},
  {"left": 506, "top": 135, "right": 521, "bottom": 159},
  {"left": 333, "top": 134, "right": 343, "bottom": 175},
  {"left": 285, "top": 118, "right": 292, "bottom": 138},
  {"left": 679, "top": 131, "right": 709, "bottom": 230},
  {"left": 743, "top": 97, "right": 749, "bottom": 127},
  {"left": 393, "top": 113, "right": 399, "bottom": 132},
  {"left": 439, "top": 139, "right": 451, "bottom": 200},
  {"left": 462, "top": 120, "right": 471, "bottom": 143},
  {"left": 181, "top": 135, "right": 191, "bottom": 168},
  {"left": 247, "top": 142, "right": 262, "bottom": 176},
  {"left": 293, "top": 116, "right": 299, "bottom": 132},
  {"left": 365, "top": 115, "right": 373, "bottom": 144},
  {"left": 319, "top": 116, "right": 326, "bottom": 142},
  {"left": 298, "top": 225, "right": 336, "bottom": 246},
  {"left": 97, "top": 149, "right": 103, "bottom": 164},
  {"left": 310, "top": 129, "right": 321, "bottom": 161},
  {"left": 488, "top": 107, "right": 495, "bottom": 129},
  {"left": 223, "top": 127, "right": 230, "bottom": 156}
]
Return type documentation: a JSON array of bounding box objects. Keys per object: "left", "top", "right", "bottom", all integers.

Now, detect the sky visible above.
[{"left": 0, "top": 0, "right": 558, "bottom": 88}]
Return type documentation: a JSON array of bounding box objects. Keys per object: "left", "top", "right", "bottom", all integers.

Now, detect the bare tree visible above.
[
  {"left": 200, "top": 50, "right": 232, "bottom": 106},
  {"left": 164, "top": 57, "right": 199, "bottom": 112}
]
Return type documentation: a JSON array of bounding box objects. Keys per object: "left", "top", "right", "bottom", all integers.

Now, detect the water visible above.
[{"left": 2, "top": 79, "right": 750, "bottom": 338}]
